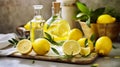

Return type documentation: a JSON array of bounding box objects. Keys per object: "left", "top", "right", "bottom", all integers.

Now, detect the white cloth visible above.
[{"left": 0, "top": 33, "right": 16, "bottom": 49}]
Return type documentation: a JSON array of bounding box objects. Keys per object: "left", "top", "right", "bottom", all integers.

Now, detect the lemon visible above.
[
  {"left": 24, "top": 21, "right": 39, "bottom": 31},
  {"left": 95, "top": 36, "right": 112, "bottom": 56},
  {"left": 78, "top": 38, "right": 94, "bottom": 51},
  {"left": 24, "top": 22, "right": 31, "bottom": 30},
  {"left": 97, "top": 14, "right": 116, "bottom": 24},
  {"left": 16, "top": 39, "right": 32, "bottom": 54},
  {"left": 33, "top": 38, "right": 50, "bottom": 55},
  {"left": 80, "top": 47, "right": 91, "bottom": 56},
  {"left": 62, "top": 40, "right": 81, "bottom": 55},
  {"left": 68, "top": 28, "right": 83, "bottom": 41}
]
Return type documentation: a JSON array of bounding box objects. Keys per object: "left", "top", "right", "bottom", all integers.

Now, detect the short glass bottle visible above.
[{"left": 30, "top": 5, "right": 45, "bottom": 42}]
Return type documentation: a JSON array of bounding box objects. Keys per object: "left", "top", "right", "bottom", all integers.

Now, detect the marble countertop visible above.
[{"left": 0, "top": 42, "right": 120, "bottom": 67}]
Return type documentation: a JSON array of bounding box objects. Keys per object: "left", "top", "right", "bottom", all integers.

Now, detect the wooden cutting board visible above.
[{"left": 9, "top": 52, "right": 98, "bottom": 64}]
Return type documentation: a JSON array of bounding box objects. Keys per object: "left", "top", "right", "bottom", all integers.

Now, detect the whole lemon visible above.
[
  {"left": 68, "top": 28, "right": 83, "bottom": 41},
  {"left": 97, "top": 14, "right": 116, "bottom": 24},
  {"left": 78, "top": 38, "right": 94, "bottom": 52},
  {"left": 95, "top": 36, "right": 112, "bottom": 56},
  {"left": 24, "top": 22, "right": 30, "bottom": 31},
  {"left": 33, "top": 38, "right": 50, "bottom": 55}
]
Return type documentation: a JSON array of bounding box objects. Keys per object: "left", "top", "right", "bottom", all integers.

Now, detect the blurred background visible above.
[{"left": 0, "top": 0, "right": 120, "bottom": 33}]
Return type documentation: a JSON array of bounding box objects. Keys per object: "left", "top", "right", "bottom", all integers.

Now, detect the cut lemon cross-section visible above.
[
  {"left": 80, "top": 47, "right": 91, "bottom": 56},
  {"left": 16, "top": 39, "right": 32, "bottom": 54},
  {"left": 62, "top": 40, "right": 81, "bottom": 55}
]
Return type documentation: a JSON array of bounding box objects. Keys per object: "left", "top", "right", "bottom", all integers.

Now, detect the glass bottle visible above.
[
  {"left": 30, "top": 5, "right": 45, "bottom": 42},
  {"left": 44, "top": 2, "right": 70, "bottom": 41}
]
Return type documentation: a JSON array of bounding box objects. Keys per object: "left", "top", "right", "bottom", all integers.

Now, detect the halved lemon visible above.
[
  {"left": 16, "top": 39, "right": 32, "bottom": 54},
  {"left": 80, "top": 47, "right": 91, "bottom": 56},
  {"left": 62, "top": 40, "right": 81, "bottom": 55}
]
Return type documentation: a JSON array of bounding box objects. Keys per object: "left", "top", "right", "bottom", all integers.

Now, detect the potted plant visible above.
[{"left": 75, "top": 1, "right": 105, "bottom": 39}]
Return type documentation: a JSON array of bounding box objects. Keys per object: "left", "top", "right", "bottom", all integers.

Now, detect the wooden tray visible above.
[{"left": 9, "top": 52, "right": 98, "bottom": 65}]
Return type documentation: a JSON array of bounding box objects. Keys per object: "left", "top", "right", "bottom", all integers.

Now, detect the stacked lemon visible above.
[{"left": 62, "top": 28, "right": 92, "bottom": 56}]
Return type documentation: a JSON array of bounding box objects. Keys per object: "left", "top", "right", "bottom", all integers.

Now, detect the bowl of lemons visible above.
[{"left": 97, "top": 14, "right": 120, "bottom": 40}]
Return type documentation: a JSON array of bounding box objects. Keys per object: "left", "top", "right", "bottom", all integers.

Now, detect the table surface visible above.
[{"left": 0, "top": 42, "right": 120, "bottom": 67}]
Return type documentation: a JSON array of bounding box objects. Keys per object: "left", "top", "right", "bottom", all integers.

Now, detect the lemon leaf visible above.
[
  {"left": 112, "top": 45, "right": 117, "bottom": 49},
  {"left": 51, "top": 47, "right": 60, "bottom": 55},
  {"left": 32, "top": 60, "right": 35, "bottom": 64},
  {"left": 61, "top": 54, "right": 74, "bottom": 60},
  {"left": 47, "top": 16, "right": 57, "bottom": 29},
  {"left": 44, "top": 32, "right": 63, "bottom": 46},
  {"left": 44, "top": 32, "right": 52, "bottom": 40},
  {"left": 86, "top": 16, "right": 91, "bottom": 27},
  {"left": 76, "top": 1, "right": 90, "bottom": 15},
  {"left": 90, "top": 34, "right": 96, "bottom": 42},
  {"left": 85, "top": 39, "right": 88, "bottom": 47},
  {"left": 12, "top": 38, "right": 18, "bottom": 44},
  {"left": 8, "top": 38, "right": 19, "bottom": 47},
  {"left": 91, "top": 64, "right": 99, "bottom": 67}
]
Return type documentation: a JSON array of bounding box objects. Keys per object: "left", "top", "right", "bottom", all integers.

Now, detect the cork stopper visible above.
[{"left": 52, "top": 2, "right": 61, "bottom": 14}]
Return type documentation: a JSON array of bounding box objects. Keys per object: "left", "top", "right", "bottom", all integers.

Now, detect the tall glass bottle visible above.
[
  {"left": 44, "top": 2, "right": 70, "bottom": 41},
  {"left": 30, "top": 5, "right": 45, "bottom": 42}
]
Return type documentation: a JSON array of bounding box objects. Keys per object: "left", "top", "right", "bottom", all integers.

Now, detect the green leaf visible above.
[
  {"left": 44, "top": 32, "right": 52, "bottom": 40},
  {"left": 12, "top": 38, "right": 18, "bottom": 44},
  {"left": 91, "top": 7, "right": 105, "bottom": 22},
  {"left": 47, "top": 16, "right": 57, "bottom": 29},
  {"left": 91, "top": 64, "right": 99, "bottom": 67},
  {"left": 76, "top": 13, "right": 85, "bottom": 18},
  {"left": 85, "top": 39, "right": 88, "bottom": 47},
  {"left": 44, "top": 32, "right": 63, "bottom": 46},
  {"left": 76, "top": 1, "right": 90, "bottom": 15},
  {"left": 90, "top": 34, "right": 96, "bottom": 42},
  {"left": 8, "top": 40, "right": 15, "bottom": 44},
  {"left": 112, "top": 45, "right": 117, "bottom": 49},
  {"left": 61, "top": 54, "right": 74, "bottom": 60},
  {"left": 51, "top": 47, "right": 60, "bottom": 55},
  {"left": 32, "top": 60, "right": 35, "bottom": 64},
  {"left": 8, "top": 40, "right": 17, "bottom": 47},
  {"left": 86, "top": 16, "right": 91, "bottom": 27}
]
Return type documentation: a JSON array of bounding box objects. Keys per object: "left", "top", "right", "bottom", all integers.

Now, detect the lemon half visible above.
[
  {"left": 62, "top": 40, "right": 81, "bottom": 55},
  {"left": 16, "top": 39, "right": 32, "bottom": 54}
]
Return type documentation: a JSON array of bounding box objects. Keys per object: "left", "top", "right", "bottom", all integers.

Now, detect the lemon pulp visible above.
[
  {"left": 62, "top": 40, "right": 81, "bottom": 55},
  {"left": 16, "top": 39, "right": 32, "bottom": 54}
]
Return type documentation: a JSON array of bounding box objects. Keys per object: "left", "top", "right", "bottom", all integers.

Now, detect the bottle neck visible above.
[
  {"left": 52, "top": 7, "right": 61, "bottom": 17},
  {"left": 34, "top": 9, "right": 41, "bottom": 16}
]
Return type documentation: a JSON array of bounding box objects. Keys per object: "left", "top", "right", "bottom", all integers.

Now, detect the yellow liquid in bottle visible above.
[
  {"left": 30, "top": 20, "right": 44, "bottom": 42},
  {"left": 44, "top": 19, "right": 70, "bottom": 41}
]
